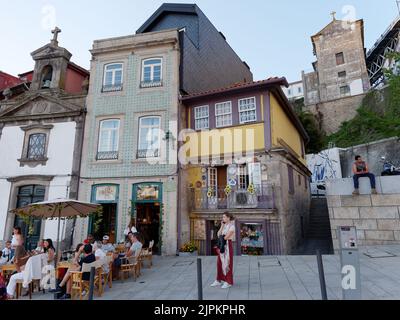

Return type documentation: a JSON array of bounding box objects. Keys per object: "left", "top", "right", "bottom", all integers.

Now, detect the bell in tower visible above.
[{"left": 29, "top": 27, "right": 72, "bottom": 92}]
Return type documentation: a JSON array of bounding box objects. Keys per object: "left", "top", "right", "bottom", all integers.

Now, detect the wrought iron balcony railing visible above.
[
  {"left": 140, "top": 81, "right": 163, "bottom": 88},
  {"left": 102, "top": 84, "right": 123, "bottom": 93},
  {"left": 96, "top": 151, "right": 119, "bottom": 160},
  {"left": 137, "top": 149, "right": 160, "bottom": 159},
  {"left": 188, "top": 183, "right": 275, "bottom": 211}
]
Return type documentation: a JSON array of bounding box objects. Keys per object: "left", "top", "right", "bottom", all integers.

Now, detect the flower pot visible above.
[{"left": 179, "top": 251, "right": 198, "bottom": 257}]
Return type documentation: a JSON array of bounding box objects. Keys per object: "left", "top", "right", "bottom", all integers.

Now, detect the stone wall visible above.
[
  {"left": 326, "top": 176, "right": 400, "bottom": 249},
  {"left": 304, "top": 93, "right": 366, "bottom": 134},
  {"left": 339, "top": 137, "right": 400, "bottom": 178}
]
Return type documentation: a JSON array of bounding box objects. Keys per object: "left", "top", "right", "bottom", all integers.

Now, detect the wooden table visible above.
[{"left": 57, "top": 261, "right": 74, "bottom": 280}]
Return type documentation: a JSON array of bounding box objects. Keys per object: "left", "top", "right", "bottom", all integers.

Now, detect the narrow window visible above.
[
  {"left": 288, "top": 165, "right": 294, "bottom": 194},
  {"left": 238, "top": 97, "right": 257, "bottom": 124},
  {"left": 27, "top": 133, "right": 46, "bottom": 159},
  {"left": 215, "top": 101, "right": 232, "bottom": 128},
  {"left": 338, "top": 71, "right": 347, "bottom": 78},
  {"left": 336, "top": 52, "right": 345, "bottom": 65},
  {"left": 194, "top": 106, "right": 209, "bottom": 130},
  {"left": 340, "top": 85, "right": 351, "bottom": 95},
  {"left": 97, "top": 119, "right": 120, "bottom": 160},
  {"left": 137, "top": 116, "right": 161, "bottom": 159}
]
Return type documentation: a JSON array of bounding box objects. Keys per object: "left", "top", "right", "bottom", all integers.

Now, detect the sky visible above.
[{"left": 0, "top": 0, "right": 398, "bottom": 82}]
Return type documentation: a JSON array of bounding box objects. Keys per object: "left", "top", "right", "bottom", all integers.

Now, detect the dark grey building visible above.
[{"left": 137, "top": 3, "right": 253, "bottom": 94}]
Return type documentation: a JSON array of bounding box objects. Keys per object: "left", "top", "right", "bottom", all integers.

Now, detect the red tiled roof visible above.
[
  {"left": 0, "top": 71, "right": 23, "bottom": 91},
  {"left": 182, "top": 77, "right": 289, "bottom": 100}
]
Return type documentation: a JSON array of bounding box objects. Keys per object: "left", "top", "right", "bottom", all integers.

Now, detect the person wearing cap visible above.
[{"left": 101, "top": 235, "right": 115, "bottom": 254}]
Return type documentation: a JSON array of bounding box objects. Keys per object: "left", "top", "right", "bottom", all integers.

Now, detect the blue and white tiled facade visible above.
[{"left": 76, "top": 30, "right": 180, "bottom": 255}]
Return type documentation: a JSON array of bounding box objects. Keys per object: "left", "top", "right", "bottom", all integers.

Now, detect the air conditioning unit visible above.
[{"left": 233, "top": 191, "right": 258, "bottom": 209}]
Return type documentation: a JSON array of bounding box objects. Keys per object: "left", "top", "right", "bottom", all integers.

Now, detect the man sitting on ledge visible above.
[{"left": 352, "top": 155, "right": 378, "bottom": 195}]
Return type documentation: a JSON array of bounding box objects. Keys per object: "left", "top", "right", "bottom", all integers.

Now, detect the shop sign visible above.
[
  {"left": 95, "top": 185, "right": 118, "bottom": 201},
  {"left": 136, "top": 184, "right": 160, "bottom": 201}
]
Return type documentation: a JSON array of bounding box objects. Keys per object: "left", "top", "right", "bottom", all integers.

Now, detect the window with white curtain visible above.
[
  {"left": 137, "top": 116, "right": 161, "bottom": 158},
  {"left": 103, "top": 63, "right": 123, "bottom": 92},
  {"left": 141, "top": 58, "right": 162, "bottom": 88},
  {"left": 194, "top": 105, "right": 209, "bottom": 130},
  {"left": 97, "top": 119, "right": 120, "bottom": 160},
  {"left": 215, "top": 101, "right": 232, "bottom": 128},
  {"left": 238, "top": 97, "right": 257, "bottom": 124}
]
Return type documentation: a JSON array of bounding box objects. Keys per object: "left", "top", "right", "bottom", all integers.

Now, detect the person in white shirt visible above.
[
  {"left": 34, "top": 240, "right": 45, "bottom": 253},
  {"left": 101, "top": 236, "right": 115, "bottom": 254},
  {"left": 93, "top": 241, "right": 109, "bottom": 274},
  {"left": 0, "top": 241, "right": 12, "bottom": 265}
]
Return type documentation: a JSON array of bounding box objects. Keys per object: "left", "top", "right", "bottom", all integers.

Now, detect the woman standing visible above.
[
  {"left": 10, "top": 227, "right": 24, "bottom": 258},
  {"left": 211, "top": 212, "right": 235, "bottom": 289}
]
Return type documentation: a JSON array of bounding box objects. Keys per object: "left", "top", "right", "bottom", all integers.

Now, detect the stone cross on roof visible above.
[
  {"left": 330, "top": 11, "right": 336, "bottom": 21},
  {"left": 51, "top": 27, "right": 61, "bottom": 45}
]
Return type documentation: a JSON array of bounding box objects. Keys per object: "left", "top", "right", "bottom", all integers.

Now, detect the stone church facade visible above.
[{"left": 0, "top": 29, "right": 89, "bottom": 249}]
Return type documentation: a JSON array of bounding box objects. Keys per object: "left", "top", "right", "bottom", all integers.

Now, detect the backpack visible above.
[{"left": 0, "top": 273, "right": 7, "bottom": 300}]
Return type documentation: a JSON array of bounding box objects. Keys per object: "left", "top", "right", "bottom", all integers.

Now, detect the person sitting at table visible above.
[
  {"left": 34, "top": 240, "right": 45, "bottom": 254},
  {"left": 43, "top": 239, "right": 56, "bottom": 264},
  {"left": 59, "top": 244, "right": 96, "bottom": 300},
  {"left": 112, "top": 232, "right": 142, "bottom": 280},
  {"left": 5, "top": 246, "right": 32, "bottom": 299},
  {"left": 84, "top": 234, "right": 95, "bottom": 245},
  {"left": 51, "top": 243, "right": 83, "bottom": 294},
  {"left": 0, "top": 241, "right": 12, "bottom": 266},
  {"left": 101, "top": 235, "right": 115, "bottom": 254},
  {"left": 93, "top": 241, "right": 109, "bottom": 274}
]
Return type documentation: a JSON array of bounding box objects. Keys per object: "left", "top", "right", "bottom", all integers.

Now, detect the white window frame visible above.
[
  {"left": 103, "top": 63, "right": 123, "bottom": 88},
  {"left": 141, "top": 58, "right": 163, "bottom": 83},
  {"left": 237, "top": 164, "right": 249, "bottom": 190},
  {"left": 215, "top": 101, "right": 233, "bottom": 128},
  {"left": 194, "top": 105, "right": 209, "bottom": 130},
  {"left": 207, "top": 167, "right": 218, "bottom": 197},
  {"left": 137, "top": 116, "right": 162, "bottom": 159},
  {"left": 98, "top": 119, "right": 120, "bottom": 153},
  {"left": 238, "top": 97, "right": 257, "bottom": 124}
]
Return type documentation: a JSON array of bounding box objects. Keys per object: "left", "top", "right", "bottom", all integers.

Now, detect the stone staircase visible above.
[{"left": 294, "top": 198, "right": 334, "bottom": 255}]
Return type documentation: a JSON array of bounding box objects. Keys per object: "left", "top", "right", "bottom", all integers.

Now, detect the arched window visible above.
[{"left": 41, "top": 65, "right": 53, "bottom": 88}]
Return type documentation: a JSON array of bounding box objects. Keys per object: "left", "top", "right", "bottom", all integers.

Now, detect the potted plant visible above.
[{"left": 179, "top": 242, "right": 198, "bottom": 256}]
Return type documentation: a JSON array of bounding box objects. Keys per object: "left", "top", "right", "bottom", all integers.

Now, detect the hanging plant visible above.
[
  {"left": 224, "top": 185, "right": 232, "bottom": 196},
  {"left": 247, "top": 183, "right": 256, "bottom": 195}
]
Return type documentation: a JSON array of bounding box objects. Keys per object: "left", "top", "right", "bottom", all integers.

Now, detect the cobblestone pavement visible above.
[{"left": 27, "top": 245, "right": 400, "bottom": 300}]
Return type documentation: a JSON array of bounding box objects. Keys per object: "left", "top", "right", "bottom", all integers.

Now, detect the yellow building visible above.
[{"left": 179, "top": 78, "right": 311, "bottom": 255}]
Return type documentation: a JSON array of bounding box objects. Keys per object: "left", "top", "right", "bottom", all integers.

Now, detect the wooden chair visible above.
[
  {"left": 102, "top": 255, "right": 113, "bottom": 289},
  {"left": 15, "top": 280, "right": 34, "bottom": 300},
  {"left": 141, "top": 240, "right": 154, "bottom": 268},
  {"left": 134, "top": 249, "right": 143, "bottom": 281},
  {"left": 70, "top": 260, "right": 103, "bottom": 300},
  {"left": 120, "top": 256, "right": 135, "bottom": 281}
]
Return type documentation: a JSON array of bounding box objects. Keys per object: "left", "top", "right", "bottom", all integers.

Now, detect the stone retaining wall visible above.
[{"left": 326, "top": 176, "right": 400, "bottom": 249}]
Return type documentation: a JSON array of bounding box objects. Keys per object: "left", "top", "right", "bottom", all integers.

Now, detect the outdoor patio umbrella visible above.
[{"left": 11, "top": 198, "right": 102, "bottom": 267}]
